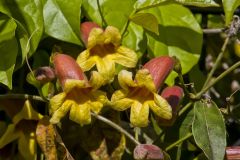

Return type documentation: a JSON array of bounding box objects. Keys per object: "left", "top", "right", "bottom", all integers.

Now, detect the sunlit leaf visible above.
[
  {"left": 134, "top": 0, "right": 219, "bottom": 10},
  {"left": 82, "top": 0, "right": 135, "bottom": 30},
  {"left": 0, "top": 0, "right": 44, "bottom": 64},
  {"left": 122, "top": 22, "right": 147, "bottom": 58},
  {"left": 0, "top": 14, "right": 18, "bottom": 89},
  {"left": 130, "top": 13, "right": 159, "bottom": 35},
  {"left": 43, "top": 0, "right": 83, "bottom": 45},
  {"left": 192, "top": 101, "right": 226, "bottom": 160},
  {"left": 145, "top": 3, "right": 202, "bottom": 85},
  {"left": 222, "top": 0, "right": 240, "bottom": 25}
]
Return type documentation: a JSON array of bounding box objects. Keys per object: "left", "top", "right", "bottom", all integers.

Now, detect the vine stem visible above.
[
  {"left": 196, "top": 61, "right": 240, "bottom": 99},
  {"left": 202, "top": 37, "right": 230, "bottom": 88},
  {"left": 0, "top": 94, "right": 47, "bottom": 102},
  {"left": 165, "top": 133, "right": 193, "bottom": 151},
  {"left": 97, "top": 0, "right": 107, "bottom": 27},
  {"left": 91, "top": 112, "right": 141, "bottom": 145},
  {"left": 178, "top": 102, "right": 193, "bottom": 116}
]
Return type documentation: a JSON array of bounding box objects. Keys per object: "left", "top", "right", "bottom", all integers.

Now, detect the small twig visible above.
[
  {"left": 203, "top": 28, "right": 224, "bottom": 34},
  {"left": 97, "top": 0, "right": 107, "bottom": 27},
  {"left": 196, "top": 61, "right": 240, "bottom": 99},
  {"left": 0, "top": 94, "right": 47, "bottom": 102},
  {"left": 91, "top": 112, "right": 141, "bottom": 145},
  {"left": 179, "top": 102, "right": 193, "bottom": 116},
  {"left": 165, "top": 133, "right": 193, "bottom": 151},
  {"left": 202, "top": 37, "right": 230, "bottom": 88},
  {"left": 121, "top": 19, "right": 130, "bottom": 37}
]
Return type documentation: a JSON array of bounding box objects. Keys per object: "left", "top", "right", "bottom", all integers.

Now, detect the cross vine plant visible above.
[{"left": 0, "top": 0, "right": 240, "bottom": 160}]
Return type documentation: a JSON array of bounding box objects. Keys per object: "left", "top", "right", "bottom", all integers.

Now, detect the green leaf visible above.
[
  {"left": 122, "top": 22, "right": 147, "bottom": 58},
  {"left": 130, "top": 13, "right": 159, "bottom": 34},
  {"left": 43, "top": 0, "right": 82, "bottom": 45},
  {"left": 134, "top": 0, "right": 172, "bottom": 10},
  {"left": 192, "top": 101, "right": 226, "bottom": 160},
  {"left": 176, "top": 0, "right": 219, "bottom": 7},
  {"left": 82, "top": 0, "right": 135, "bottom": 30},
  {"left": 145, "top": 3, "right": 202, "bottom": 85},
  {"left": 223, "top": 0, "right": 240, "bottom": 25},
  {"left": 0, "top": 15, "right": 18, "bottom": 89},
  {"left": 0, "top": 0, "right": 44, "bottom": 63},
  {"left": 134, "top": 0, "right": 219, "bottom": 10}
]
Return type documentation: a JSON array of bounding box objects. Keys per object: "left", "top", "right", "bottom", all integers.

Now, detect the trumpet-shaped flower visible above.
[
  {"left": 77, "top": 24, "right": 138, "bottom": 83},
  {"left": 111, "top": 69, "right": 172, "bottom": 127},
  {"left": 0, "top": 100, "right": 43, "bottom": 160},
  {"left": 50, "top": 54, "right": 108, "bottom": 126}
]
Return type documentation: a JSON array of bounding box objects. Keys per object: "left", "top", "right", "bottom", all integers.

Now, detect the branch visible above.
[
  {"left": 91, "top": 112, "right": 141, "bottom": 145},
  {"left": 0, "top": 94, "right": 47, "bottom": 102},
  {"left": 196, "top": 61, "right": 240, "bottom": 99},
  {"left": 202, "top": 37, "right": 230, "bottom": 88},
  {"left": 165, "top": 133, "right": 193, "bottom": 151}
]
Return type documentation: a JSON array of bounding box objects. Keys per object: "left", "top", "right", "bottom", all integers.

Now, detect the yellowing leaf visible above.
[{"left": 131, "top": 13, "right": 159, "bottom": 35}]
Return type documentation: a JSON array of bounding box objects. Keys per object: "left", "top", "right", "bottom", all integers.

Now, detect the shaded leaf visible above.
[
  {"left": 192, "top": 101, "right": 226, "bottom": 160},
  {"left": 145, "top": 3, "right": 202, "bottom": 85},
  {"left": 36, "top": 116, "right": 57, "bottom": 160},
  {"left": 130, "top": 13, "right": 159, "bottom": 34},
  {"left": 43, "top": 0, "right": 82, "bottom": 45},
  {"left": 223, "top": 0, "right": 240, "bottom": 25},
  {"left": 0, "top": 14, "right": 18, "bottom": 89}
]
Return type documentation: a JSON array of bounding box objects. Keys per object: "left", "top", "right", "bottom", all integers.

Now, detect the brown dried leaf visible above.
[{"left": 36, "top": 116, "right": 57, "bottom": 160}]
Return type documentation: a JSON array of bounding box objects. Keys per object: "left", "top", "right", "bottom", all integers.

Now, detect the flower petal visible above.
[
  {"left": 104, "top": 26, "right": 121, "bottom": 47},
  {"left": 111, "top": 98, "right": 133, "bottom": 111},
  {"left": 88, "top": 28, "right": 104, "bottom": 49},
  {"left": 118, "top": 70, "right": 136, "bottom": 90},
  {"left": 111, "top": 89, "right": 128, "bottom": 101},
  {"left": 50, "top": 100, "right": 72, "bottom": 124},
  {"left": 130, "top": 101, "right": 149, "bottom": 127},
  {"left": 96, "top": 58, "right": 115, "bottom": 83},
  {"left": 149, "top": 94, "right": 172, "bottom": 119},
  {"left": 0, "top": 124, "right": 21, "bottom": 148},
  {"left": 49, "top": 92, "right": 66, "bottom": 113},
  {"left": 135, "top": 69, "right": 156, "bottom": 92},
  {"left": 77, "top": 50, "right": 96, "bottom": 71},
  {"left": 64, "top": 79, "right": 87, "bottom": 93},
  {"left": 89, "top": 71, "right": 105, "bottom": 90},
  {"left": 89, "top": 101, "right": 104, "bottom": 114},
  {"left": 69, "top": 103, "right": 91, "bottom": 126},
  {"left": 114, "top": 46, "right": 138, "bottom": 68}
]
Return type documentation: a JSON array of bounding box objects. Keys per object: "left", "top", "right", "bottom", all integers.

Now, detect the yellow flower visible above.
[
  {"left": 111, "top": 69, "right": 172, "bottom": 127},
  {"left": 50, "top": 54, "right": 108, "bottom": 126},
  {"left": 49, "top": 79, "right": 108, "bottom": 126},
  {"left": 77, "top": 26, "right": 138, "bottom": 83},
  {"left": 0, "top": 100, "right": 43, "bottom": 160}
]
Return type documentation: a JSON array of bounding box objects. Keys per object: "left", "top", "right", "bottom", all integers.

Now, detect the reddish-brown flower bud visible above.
[
  {"left": 53, "top": 53, "right": 86, "bottom": 88},
  {"left": 34, "top": 66, "right": 55, "bottom": 83},
  {"left": 80, "top": 21, "right": 101, "bottom": 46},
  {"left": 157, "top": 86, "right": 184, "bottom": 126},
  {"left": 134, "top": 144, "right": 164, "bottom": 160},
  {"left": 143, "top": 56, "right": 175, "bottom": 90},
  {"left": 226, "top": 146, "right": 240, "bottom": 160}
]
